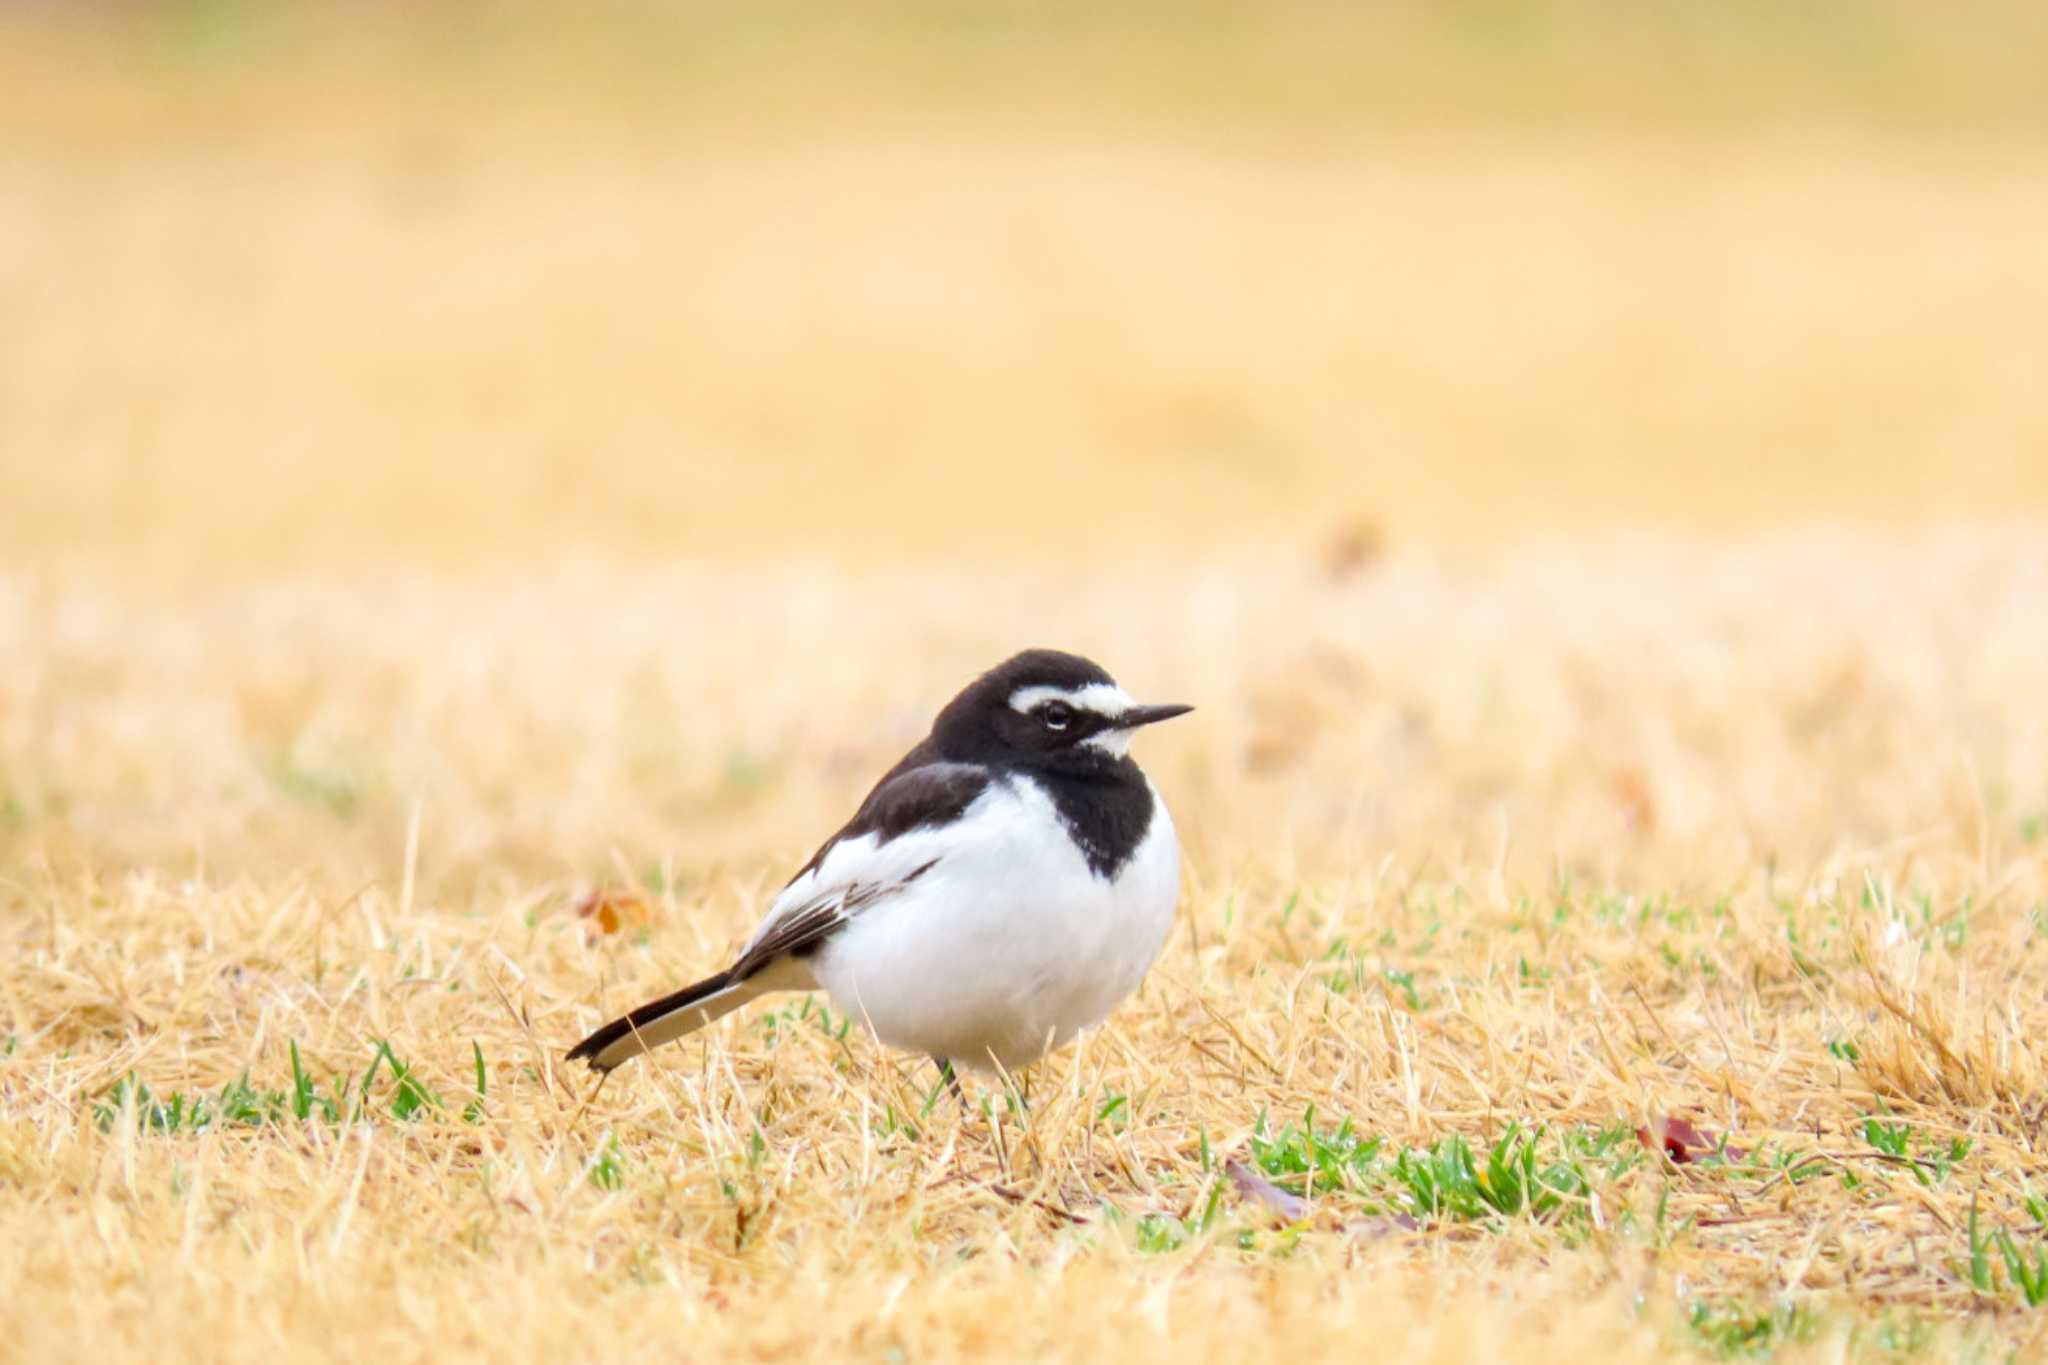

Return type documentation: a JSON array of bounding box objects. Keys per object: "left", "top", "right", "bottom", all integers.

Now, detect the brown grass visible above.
[
  {"left": 7, "top": 537, "right": 2048, "bottom": 1361},
  {"left": 5, "top": 7, "right": 2048, "bottom": 1361}
]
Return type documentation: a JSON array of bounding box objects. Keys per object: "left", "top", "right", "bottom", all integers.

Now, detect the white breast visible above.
[{"left": 809, "top": 775, "right": 1181, "bottom": 1070}]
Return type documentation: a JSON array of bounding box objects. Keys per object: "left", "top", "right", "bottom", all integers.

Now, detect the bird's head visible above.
[{"left": 931, "top": 649, "right": 1192, "bottom": 768}]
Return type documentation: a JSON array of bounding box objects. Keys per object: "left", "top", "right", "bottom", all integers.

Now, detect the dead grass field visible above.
[
  {"left": 5, "top": 6, "right": 2048, "bottom": 1362},
  {"left": 8, "top": 540, "right": 2048, "bottom": 1362}
]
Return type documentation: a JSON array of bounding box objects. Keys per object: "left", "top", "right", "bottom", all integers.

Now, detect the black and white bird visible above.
[{"left": 567, "top": 649, "right": 1190, "bottom": 1080}]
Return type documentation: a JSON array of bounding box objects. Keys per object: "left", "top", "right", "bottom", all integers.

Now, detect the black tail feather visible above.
[{"left": 566, "top": 969, "right": 736, "bottom": 1072}]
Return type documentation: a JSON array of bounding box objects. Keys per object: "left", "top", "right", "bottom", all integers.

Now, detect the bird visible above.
[{"left": 567, "top": 649, "right": 1190, "bottom": 1084}]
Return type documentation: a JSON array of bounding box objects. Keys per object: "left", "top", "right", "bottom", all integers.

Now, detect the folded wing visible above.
[
  {"left": 567, "top": 760, "right": 993, "bottom": 1072},
  {"left": 732, "top": 759, "right": 992, "bottom": 966}
]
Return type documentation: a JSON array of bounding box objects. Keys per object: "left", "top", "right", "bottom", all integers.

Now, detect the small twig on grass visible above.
[
  {"left": 1186, "top": 988, "right": 1281, "bottom": 1080},
  {"left": 570, "top": 1067, "right": 613, "bottom": 1129},
  {"left": 987, "top": 1183, "right": 1091, "bottom": 1226},
  {"left": 488, "top": 973, "right": 567, "bottom": 1116}
]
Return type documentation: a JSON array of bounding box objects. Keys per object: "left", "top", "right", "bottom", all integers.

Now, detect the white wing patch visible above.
[{"left": 734, "top": 782, "right": 1005, "bottom": 972}]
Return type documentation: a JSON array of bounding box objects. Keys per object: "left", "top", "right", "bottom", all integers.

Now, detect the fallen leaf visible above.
[
  {"left": 1224, "top": 1159, "right": 1421, "bottom": 1240},
  {"left": 1243, "top": 733, "right": 1303, "bottom": 773},
  {"left": 573, "top": 888, "right": 652, "bottom": 937},
  {"left": 1322, "top": 516, "right": 1387, "bottom": 579},
  {"left": 1225, "top": 1159, "right": 1310, "bottom": 1221},
  {"left": 1636, "top": 1113, "right": 1746, "bottom": 1164},
  {"left": 1609, "top": 765, "right": 1657, "bottom": 835}
]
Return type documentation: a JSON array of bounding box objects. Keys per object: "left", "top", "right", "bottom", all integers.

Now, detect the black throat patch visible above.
[{"left": 1028, "top": 758, "right": 1158, "bottom": 880}]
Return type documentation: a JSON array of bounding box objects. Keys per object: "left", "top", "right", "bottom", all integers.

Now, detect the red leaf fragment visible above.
[{"left": 1635, "top": 1113, "right": 1746, "bottom": 1164}]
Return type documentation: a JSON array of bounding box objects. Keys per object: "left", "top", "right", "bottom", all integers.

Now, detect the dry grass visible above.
[
  {"left": 6, "top": 6, "right": 2048, "bottom": 1361},
  {"left": 6, "top": 536, "right": 2048, "bottom": 1362}
]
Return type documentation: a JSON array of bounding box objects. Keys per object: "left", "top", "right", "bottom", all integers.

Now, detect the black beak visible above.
[{"left": 1116, "top": 703, "right": 1194, "bottom": 729}]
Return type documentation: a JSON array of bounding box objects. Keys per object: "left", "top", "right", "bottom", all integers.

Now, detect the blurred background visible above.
[
  {"left": 3, "top": 2, "right": 2047, "bottom": 897},
  {"left": 5, "top": 0, "right": 2046, "bottom": 579}
]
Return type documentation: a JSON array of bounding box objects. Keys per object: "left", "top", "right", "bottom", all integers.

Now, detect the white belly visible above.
[{"left": 810, "top": 777, "right": 1180, "bottom": 1070}]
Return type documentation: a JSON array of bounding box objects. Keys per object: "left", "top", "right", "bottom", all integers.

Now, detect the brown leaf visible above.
[
  {"left": 1322, "top": 516, "right": 1387, "bottom": 580},
  {"left": 1609, "top": 765, "right": 1657, "bottom": 835},
  {"left": 1225, "top": 1160, "right": 1310, "bottom": 1221},
  {"left": 573, "top": 888, "right": 652, "bottom": 937},
  {"left": 1243, "top": 733, "right": 1304, "bottom": 773}
]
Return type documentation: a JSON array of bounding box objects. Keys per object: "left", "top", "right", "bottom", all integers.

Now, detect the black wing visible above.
[{"left": 785, "top": 741, "right": 978, "bottom": 881}]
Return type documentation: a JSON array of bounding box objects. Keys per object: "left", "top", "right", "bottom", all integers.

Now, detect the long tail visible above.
[{"left": 566, "top": 971, "right": 762, "bottom": 1073}]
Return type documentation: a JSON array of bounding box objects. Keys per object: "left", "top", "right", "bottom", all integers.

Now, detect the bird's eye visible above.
[{"left": 1040, "top": 701, "right": 1075, "bottom": 730}]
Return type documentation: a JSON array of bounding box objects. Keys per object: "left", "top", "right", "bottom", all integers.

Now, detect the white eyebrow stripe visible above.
[{"left": 1007, "top": 682, "right": 1135, "bottom": 716}]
